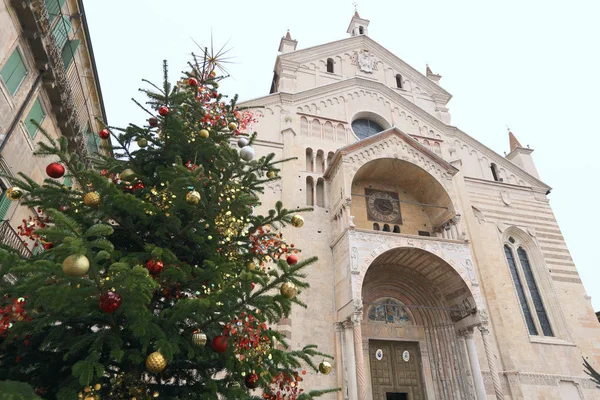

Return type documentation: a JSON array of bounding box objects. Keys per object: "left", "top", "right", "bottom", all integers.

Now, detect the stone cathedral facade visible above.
[{"left": 239, "top": 12, "right": 600, "bottom": 400}]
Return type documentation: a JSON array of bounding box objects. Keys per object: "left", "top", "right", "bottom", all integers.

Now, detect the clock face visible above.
[{"left": 365, "top": 189, "right": 402, "bottom": 223}]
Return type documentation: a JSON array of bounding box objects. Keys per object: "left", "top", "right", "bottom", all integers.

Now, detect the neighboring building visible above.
[
  {"left": 240, "top": 11, "right": 600, "bottom": 400},
  {"left": 0, "top": 0, "right": 106, "bottom": 255}
]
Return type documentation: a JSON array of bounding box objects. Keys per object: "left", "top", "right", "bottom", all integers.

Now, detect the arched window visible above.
[
  {"left": 305, "top": 148, "right": 313, "bottom": 172},
  {"left": 393, "top": 225, "right": 400, "bottom": 233},
  {"left": 316, "top": 178, "right": 325, "bottom": 208},
  {"left": 327, "top": 151, "right": 334, "bottom": 168},
  {"left": 490, "top": 163, "right": 501, "bottom": 182},
  {"left": 315, "top": 150, "right": 324, "bottom": 173},
  {"left": 336, "top": 123, "right": 345, "bottom": 142},
  {"left": 326, "top": 58, "right": 334, "bottom": 73},
  {"left": 373, "top": 223, "right": 380, "bottom": 231},
  {"left": 306, "top": 176, "right": 314, "bottom": 206},
  {"left": 359, "top": 26, "right": 364, "bottom": 35},
  {"left": 383, "top": 224, "right": 390, "bottom": 232},
  {"left": 504, "top": 243, "right": 554, "bottom": 337},
  {"left": 300, "top": 116, "right": 309, "bottom": 136},
  {"left": 311, "top": 119, "right": 321, "bottom": 138},
  {"left": 351, "top": 118, "right": 385, "bottom": 140},
  {"left": 324, "top": 121, "right": 334, "bottom": 141},
  {"left": 395, "top": 74, "right": 403, "bottom": 89}
]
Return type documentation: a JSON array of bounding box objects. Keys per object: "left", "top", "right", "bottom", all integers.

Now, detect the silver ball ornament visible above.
[
  {"left": 240, "top": 146, "right": 255, "bottom": 162},
  {"left": 237, "top": 137, "right": 249, "bottom": 148}
]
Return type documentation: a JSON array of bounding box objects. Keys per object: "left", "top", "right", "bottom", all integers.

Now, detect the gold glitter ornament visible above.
[
  {"left": 291, "top": 215, "right": 304, "bottom": 228},
  {"left": 228, "top": 122, "right": 237, "bottom": 131},
  {"left": 6, "top": 186, "right": 23, "bottom": 201},
  {"left": 83, "top": 192, "right": 101, "bottom": 208},
  {"left": 266, "top": 171, "right": 276, "bottom": 179},
  {"left": 186, "top": 190, "right": 201, "bottom": 205},
  {"left": 137, "top": 138, "right": 148, "bottom": 148},
  {"left": 62, "top": 254, "right": 90, "bottom": 277},
  {"left": 145, "top": 351, "right": 167, "bottom": 373},
  {"left": 248, "top": 262, "right": 257, "bottom": 271},
  {"left": 192, "top": 331, "right": 207, "bottom": 347},
  {"left": 280, "top": 282, "right": 298, "bottom": 299},
  {"left": 319, "top": 360, "right": 333, "bottom": 375},
  {"left": 199, "top": 129, "right": 209, "bottom": 139},
  {"left": 120, "top": 168, "right": 136, "bottom": 182}
]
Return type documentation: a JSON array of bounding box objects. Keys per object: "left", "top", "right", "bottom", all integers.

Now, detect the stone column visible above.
[
  {"left": 311, "top": 156, "right": 316, "bottom": 173},
  {"left": 463, "top": 328, "right": 486, "bottom": 400},
  {"left": 334, "top": 323, "right": 345, "bottom": 400},
  {"left": 363, "top": 339, "right": 373, "bottom": 400},
  {"left": 342, "top": 320, "right": 358, "bottom": 400},
  {"left": 312, "top": 178, "right": 317, "bottom": 207},
  {"left": 352, "top": 314, "right": 368, "bottom": 400},
  {"left": 479, "top": 324, "right": 504, "bottom": 399}
]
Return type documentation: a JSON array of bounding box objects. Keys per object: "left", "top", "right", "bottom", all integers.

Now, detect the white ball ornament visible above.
[
  {"left": 240, "top": 146, "right": 255, "bottom": 162},
  {"left": 237, "top": 137, "right": 249, "bottom": 148}
]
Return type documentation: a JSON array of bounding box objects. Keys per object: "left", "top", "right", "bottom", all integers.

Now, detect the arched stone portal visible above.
[
  {"left": 361, "top": 247, "right": 476, "bottom": 400},
  {"left": 334, "top": 243, "right": 503, "bottom": 400}
]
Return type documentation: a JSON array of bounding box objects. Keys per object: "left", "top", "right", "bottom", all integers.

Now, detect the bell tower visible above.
[{"left": 346, "top": 7, "right": 370, "bottom": 36}]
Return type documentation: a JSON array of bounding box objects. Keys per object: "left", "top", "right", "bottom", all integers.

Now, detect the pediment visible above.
[
  {"left": 278, "top": 35, "right": 451, "bottom": 104},
  {"left": 325, "top": 127, "right": 458, "bottom": 183}
]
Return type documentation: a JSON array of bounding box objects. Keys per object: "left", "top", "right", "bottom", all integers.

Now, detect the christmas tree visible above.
[{"left": 0, "top": 52, "right": 336, "bottom": 399}]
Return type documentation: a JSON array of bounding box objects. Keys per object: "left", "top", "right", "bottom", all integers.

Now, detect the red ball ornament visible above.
[
  {"left": 211, "top": 335, "right": 228, "bottom": 353},
  {"left": 158, "top": 106, "right": 169, "bottom": 116},
  {"left": 245, "top": 373, "right": 260, "bottom": 389},
  {"left": 99, "top": 291, "right": 122, "bottom": 313},
  {"left": 188, "top": 77, "right": 198, "bottom": 87},
  {"left": 145, "top": 259, "right": 164, "bottom": 275},
  {"left": 148, "top": 117, "right": 158, "bottom": 127},
  {"left": 99, "top": 128, "right": 110, "bottom": 139},
  {"left": 286, "top": 254, "right": 298, "bottom": 265},
  {"left": 46, "top": 162, "right": 65, "bottom": 178}
]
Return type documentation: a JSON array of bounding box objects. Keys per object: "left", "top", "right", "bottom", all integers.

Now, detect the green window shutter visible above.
[
  {"left": 1, "top": 48, "right": 28, "bottom": 96},
  {"left": 52, "top": 15, "right": 72, "bottom": 50},
  {"left": 45, "top": 0, "right": 67, "bottom": 22},
  {"left": 24, "top": 98, "right": 46, "bottom": 139},
  {"left": 61, "top": 39, "right": 80, "bottom": 70},
  {"left": 63, "top": 175, "right": 72, "bottom": 188},
  {"left": 85, "top": 123, "right": 98, "bottom": 154},
  {"left": 0, "top": 192, "right": 12, "bottom": 220}
]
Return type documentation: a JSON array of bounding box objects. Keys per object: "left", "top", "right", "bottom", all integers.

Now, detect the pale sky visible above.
[{"left": 84, "top": 0, "right": 600, "bottom": 310}]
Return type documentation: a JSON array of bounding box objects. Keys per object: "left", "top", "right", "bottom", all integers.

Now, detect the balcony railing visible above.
[{"left": 0, "top": 221, "right": 32, "bottom": 258}]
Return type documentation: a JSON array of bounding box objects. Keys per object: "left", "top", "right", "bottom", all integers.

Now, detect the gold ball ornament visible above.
[
  {"left": 62, "top": 254, "right": 90, "bottom": 277},
  {"left": 247, "top": 262, "right": 257, "bottom": 271},
  {"left": 137, "top": 138, "right": 148, "bottom": 148},
  {"left": 120, "top": 168, "right": 136, "bottom": 182},
  {"left": 146, "top": 351, "right": 167, "bottom": 373},
  {"left": 291, "top": 215, "right": 304, "bottom": 228},
  {"left": 318, "top": 360, "right": 333, "bottom": 375},
  {"left": 228, "top": 122, "right": 237, "bottom": 131},
  {"left": 6, "top": 186, "right": 23, "bottom": 201},
  {"left": 186, "top": 190, "right": 201, "bottom": 205},
  {"left": 199, "top": 129, "right": 209, "bottom": 139},
  {"left": 83, "top": 192, "right": 101, "bottom": 208},
  {"left": 280, "top": 282, "right": 298, "bottom": 299},
  {"left": 266, "top": 171, "right": 276, "bottom": 179},
  {"left": 192, "top": 331, "right": 208, "bottom": 347}
]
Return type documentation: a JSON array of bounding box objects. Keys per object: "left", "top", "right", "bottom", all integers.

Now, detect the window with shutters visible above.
[
  {"left": 45, "top": 0, "right": 67, "bottom": 22},
  {"left": 24, "top": 98, "right": 46, "bottom": 139},
  {"left": 85, "top": 123, "right": 99, "bottom": 154},
  {"left": 0, "top": 181, "right": 12, "bottom": 221},
  {"left": 504, "top": 240, "right": 554, "bottom": 337},
  {"left": 61, "top": 39, "right": 80, "bottom": 70},
  {"left": 1, "top": 47, "right": 28, "bottom": 96},
  {"left": 52, "top": 15, "right": 72, "bottom": 50}
]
